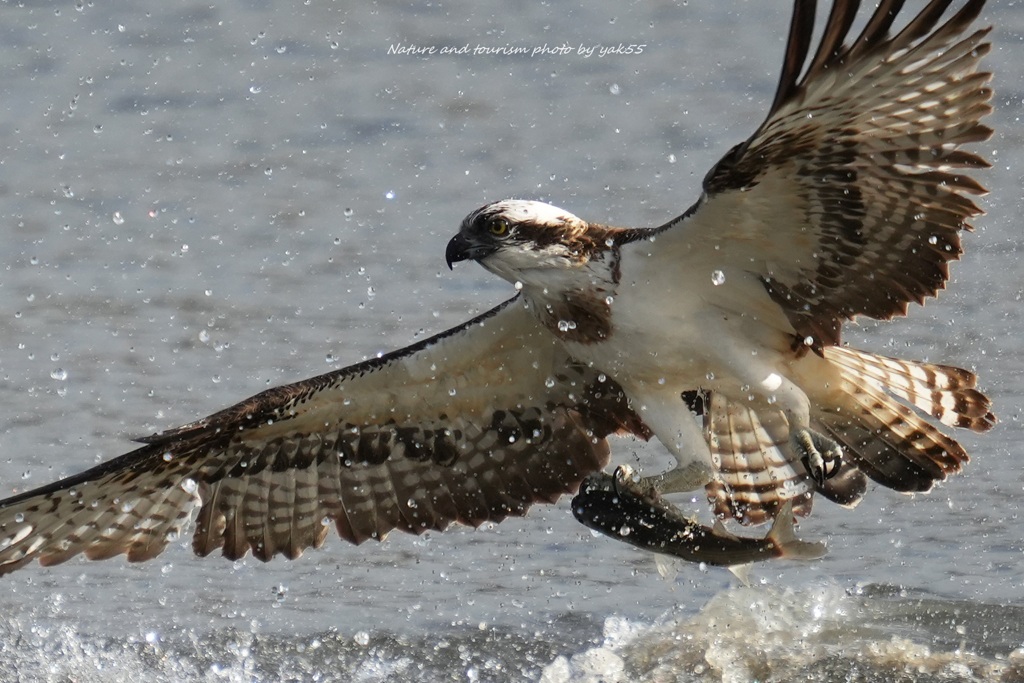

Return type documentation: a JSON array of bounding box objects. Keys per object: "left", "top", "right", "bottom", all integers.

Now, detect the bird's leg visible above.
[
  {"left": 639, "top": 461, "right": 715, "bottom": 495},
  {"left": 756, "top": 370, "right": 843, "bottom": 485},
  {"left": 626, "top": 386, "right": 715, "bottom": 494},
  {"left": 792, "top": 427, "right": 843, "bottom": 486},
  {"left": 706, "top": 339, "right": 844, "bottom": 486}
]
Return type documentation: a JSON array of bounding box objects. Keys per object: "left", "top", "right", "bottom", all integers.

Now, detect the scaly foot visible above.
[
  {"left": 632, "top": 460, "right": 714, "bottom": 495},
  {"left": 792, "top": 427, "right": 842, "bottom": 486}
]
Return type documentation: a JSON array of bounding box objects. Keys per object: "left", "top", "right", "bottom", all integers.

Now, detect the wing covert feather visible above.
[
  {"left": 0, "top": 298, "right": 644, "bottom": 575},
  {"left": 653, "top": 0, "right": 992, "bottom": 346}
]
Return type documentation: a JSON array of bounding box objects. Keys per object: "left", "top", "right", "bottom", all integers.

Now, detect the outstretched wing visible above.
[
  {"left": 655, "top": 0, "right": 994, "bottom": 525},
  {"left": 0, "top": 298, "right": 647, "bottom": 576},
  {"left": 659, "top": 0, "right": 992, "bottom": 347}
]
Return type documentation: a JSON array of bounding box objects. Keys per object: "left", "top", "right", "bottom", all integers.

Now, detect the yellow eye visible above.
[{"left": 488, "top": 219, "right": 510, "bottom": 237}]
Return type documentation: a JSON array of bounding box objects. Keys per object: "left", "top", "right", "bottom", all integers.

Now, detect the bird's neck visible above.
[{"left": 519, "top": 222, "right": 637, "bottom": 345}]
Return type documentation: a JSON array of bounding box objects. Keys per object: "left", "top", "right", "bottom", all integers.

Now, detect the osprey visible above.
[{"left": 0, "top": 0, "right": 995, "bottom": 576}]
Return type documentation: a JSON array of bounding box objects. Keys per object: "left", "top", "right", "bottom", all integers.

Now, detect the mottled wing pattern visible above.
[
  {"left": 187, "top": 405, "right": 609, "bottom": 560},
  {"left": 0, "top": 298, "right": 647, "bottom": 575},
  {"left": 662, "top": 0, "right": 992, "bottom": 347},
  {"left": 675, "top": 0, "right": 995, "bottom": 524}
]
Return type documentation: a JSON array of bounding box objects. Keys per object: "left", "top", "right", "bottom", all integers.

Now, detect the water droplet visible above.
[
  {"left": 162, "top": 452, "right": 173, "bottom": 462},
  {"left": 928, "top": 235, "right": 938, "bottom": 245},
  {"left": 14, "top": 513, "right": 24, "bottom": 523},
  {"left": 50, "top": 368, "right": 68, "bottom": 381},
  {"left": 609, "top": 83, "right": 621, "bottom": 95},
  {"left": 384, "top": 190, "right": 395, "bottom": 200},
  {"left": 180, "top": 478, "right": 197, "bottom": 494},
  {"left": 668, "top": 154, "right": 677, "bottom": 164},
  {"left": 354, "top": 631, "right": 370, "bottom": 646},
  {"left": 407, "top": 498, "right": 418, "bottom": 509},
  {"left": 803, "top": 336, "right": 814, "bottom": 346},
  {"left": 343, "top": 207, "right": 354, "bottom": 218},
  {"left": 544, "top": 377, "right": 556, "bottom": 388},
  {"left": 711, "top": 270, "right": 726, "bottom": 286},
  {"left": 112, "top": 211, "right": 125, "bottom": 225},
  {"left": 618, "top": 525, "right": 631, "bottom": 537}
]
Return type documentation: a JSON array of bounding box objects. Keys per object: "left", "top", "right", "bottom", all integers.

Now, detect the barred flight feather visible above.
[
  {"left": 0, "top": 301, "right": 643, "bottom": 575},
  {"left": 0, "top": 0, "right": 997, "bottom": 578}
]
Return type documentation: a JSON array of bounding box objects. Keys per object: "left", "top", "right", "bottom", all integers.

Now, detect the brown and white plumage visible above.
[
  {"left": 0, "top": 0, "right": 996, "bottom": 576},
  {"left": 447, "top": 0, "right": 995, "bottom": 525},
  {"left": 0, "top": 302, "right": 645, "bottom": 574},
  {"left": 694, "top": 0, "right": 994, "bottom": 349},
  {"left": 684, "top": 0, "right": 998, "bottom": 524}
]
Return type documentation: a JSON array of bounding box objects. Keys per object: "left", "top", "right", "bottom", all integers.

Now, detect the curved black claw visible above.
[{"left": 793, "top": 428, "right": 843, "bottom": 487}]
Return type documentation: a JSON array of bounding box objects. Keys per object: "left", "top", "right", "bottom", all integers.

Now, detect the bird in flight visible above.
[{"left": 0, "top": 0, "right": 995, "bottom": 577}]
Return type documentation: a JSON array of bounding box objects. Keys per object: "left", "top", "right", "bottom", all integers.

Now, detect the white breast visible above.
[{"left": 563, "top": 242, "right": 798, "bottom": 392}]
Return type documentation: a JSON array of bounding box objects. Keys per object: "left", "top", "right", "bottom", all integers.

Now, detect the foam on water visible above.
[
  {"left": 541, "top": 585, "right": 1024, "bottom": 683},
  {"left": 5, "top": 584, "right": 1022, "bottom": 683},
  {"left": 0, "top": 1, "right": 1022, "bottom": 682}
]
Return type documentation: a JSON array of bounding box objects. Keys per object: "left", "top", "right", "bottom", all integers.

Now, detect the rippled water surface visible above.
[{"left": 0, "top": 1, "right": 1022, "bottom": 681}]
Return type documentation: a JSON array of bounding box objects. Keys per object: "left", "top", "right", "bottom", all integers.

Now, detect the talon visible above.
[
  {"left": 611, "top": 464, "right": 636, "bottom": 497},
  {"left": 792, "top": 428, "right": 843, "bottom": 487},
  {"left": 612, "top": 464, "right": 663, "bottom": 501}
]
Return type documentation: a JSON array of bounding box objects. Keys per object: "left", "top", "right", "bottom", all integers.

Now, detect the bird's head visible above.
[{"left": 446, "top": 200, "right": 596, "bottom": 286}]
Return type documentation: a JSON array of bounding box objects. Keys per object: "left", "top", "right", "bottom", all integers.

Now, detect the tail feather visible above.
[
  {"left": 705, "top": 346, "right": 993, "bottom": 525},
  {"left": 704, "top": 394, "right": 813, "bottom": 526},
  {"left": 824, "top": 347, "right": 996, "bottom": 431},
  {"left": 819, "top": 347, "right": 993, "bottom": 493}
]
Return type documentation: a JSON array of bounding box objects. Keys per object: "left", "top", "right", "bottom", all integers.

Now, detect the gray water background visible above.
[{"left": 0, "top": 1, "right": 1022, "bottom": 681}]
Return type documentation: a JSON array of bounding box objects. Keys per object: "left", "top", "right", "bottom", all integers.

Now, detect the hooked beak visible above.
[{"left": 445, "top": 233, "right": 497, "bottom": 270}]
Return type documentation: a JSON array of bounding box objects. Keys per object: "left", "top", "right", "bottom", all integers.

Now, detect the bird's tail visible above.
[{"left": 816, "top": 346, "right": 996, "bottom": 492}]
